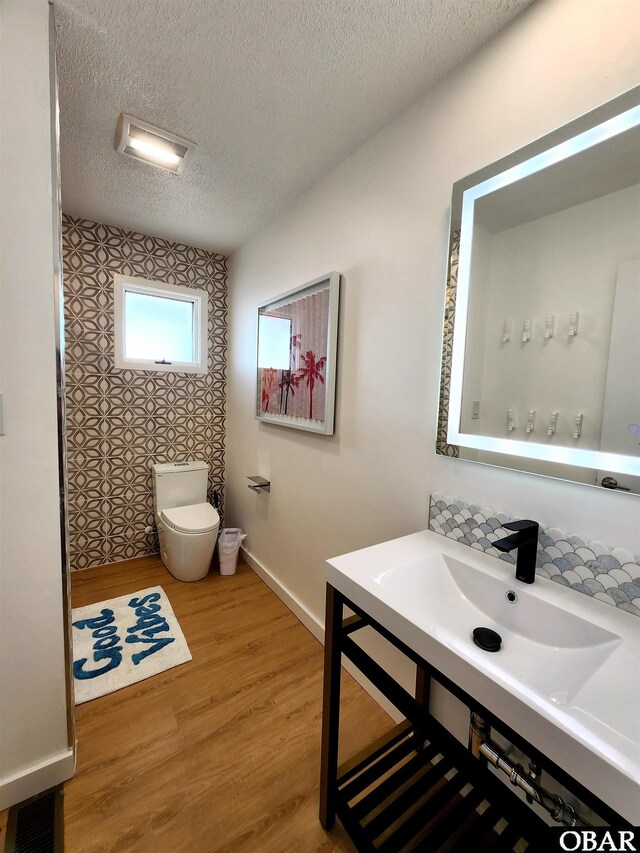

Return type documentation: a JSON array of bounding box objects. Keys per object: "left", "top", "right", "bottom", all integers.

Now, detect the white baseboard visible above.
[
  {"left": 241, "top": 546, "right": 402, "bottom": 723},
  {"left": 0, "top": 748, "right": 75, "bottom": 810},
  {"left": 241, "top": 547, "right": 324, "bottom": 642}
]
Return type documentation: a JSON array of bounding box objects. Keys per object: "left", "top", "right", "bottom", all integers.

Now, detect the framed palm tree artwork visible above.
[{"left": 256, "top": 272, "right": 340, "bottom": 435}]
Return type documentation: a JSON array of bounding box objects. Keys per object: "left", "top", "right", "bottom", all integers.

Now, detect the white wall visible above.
[
  {"left": 226, "top": 0, "right": 640, "bottom": 706},
  {"left": 0, "top": 0, "right": 74, "bottom": 808}
]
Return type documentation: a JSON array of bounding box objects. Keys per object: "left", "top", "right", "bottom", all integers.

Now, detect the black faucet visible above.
[{"left": 493, "top": 520, "right": 539, "bottom": 584}]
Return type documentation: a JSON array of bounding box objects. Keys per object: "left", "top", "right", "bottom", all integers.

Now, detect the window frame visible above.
[{"left": 113, "top": 274, "right": 208, "bottom": 374}]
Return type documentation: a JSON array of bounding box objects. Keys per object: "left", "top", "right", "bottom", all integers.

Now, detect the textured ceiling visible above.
[{"left": 55, "top": 0, "right": 533, "bottom": 254}]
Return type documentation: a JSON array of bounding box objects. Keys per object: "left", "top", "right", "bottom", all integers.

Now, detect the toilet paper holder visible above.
[{"left": 247, "top": 475, "right": 271, "bottom": 493}]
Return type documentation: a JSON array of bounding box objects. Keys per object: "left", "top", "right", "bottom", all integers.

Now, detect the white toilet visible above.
[{"left": 152, "top": 460, "right": 220, "bottom": 582}]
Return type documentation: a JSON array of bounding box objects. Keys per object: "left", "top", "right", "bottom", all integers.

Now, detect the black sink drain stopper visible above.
[{"left": 473, "top": 626, "right": 502, "bottom": 652}]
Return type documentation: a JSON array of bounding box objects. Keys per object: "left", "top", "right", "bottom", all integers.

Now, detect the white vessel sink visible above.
[{"left": 326, "top": 530, "right": 640, "bottom": 824}]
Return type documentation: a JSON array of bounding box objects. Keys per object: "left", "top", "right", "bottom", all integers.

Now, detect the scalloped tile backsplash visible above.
[{"left": 428, "top": 493, "right": 640, "bottom": 617}]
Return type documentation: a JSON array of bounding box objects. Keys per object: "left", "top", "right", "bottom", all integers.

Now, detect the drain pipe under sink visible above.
[{"left": 468, "top": 712, "right": 589, "bottom": 828}]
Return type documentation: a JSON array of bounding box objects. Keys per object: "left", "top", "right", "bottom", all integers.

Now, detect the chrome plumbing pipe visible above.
[
  {"left": 468, "top": 712, "right": 589, "bottom": 828},
  {"left": 479, "top": 739, "right": 587, "bottom": 828},
  {"left": 468, "top": 711, "right": 490, "bottom": 760}
]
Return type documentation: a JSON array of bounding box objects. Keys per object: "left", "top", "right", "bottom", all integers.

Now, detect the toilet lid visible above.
[{"left": 161, "top": 503, "right": 220, "bottom": 534}]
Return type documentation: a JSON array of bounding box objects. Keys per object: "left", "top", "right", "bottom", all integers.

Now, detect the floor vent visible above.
[{"left": 4, "top": 787, "right": 63, "bottom": 853}]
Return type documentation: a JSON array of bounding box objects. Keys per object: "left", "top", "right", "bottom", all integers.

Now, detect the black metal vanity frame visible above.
[{"left": 319, "top": 585, "right": 630, "bottom": 851}]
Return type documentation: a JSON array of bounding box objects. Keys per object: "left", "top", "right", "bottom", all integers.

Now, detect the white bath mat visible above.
[{"left": 71, "top": 586, "right": 191, "bottom": 704}]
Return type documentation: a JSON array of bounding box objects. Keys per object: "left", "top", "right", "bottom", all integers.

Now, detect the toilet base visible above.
[{"left": 157, "top": 517, "right": 218, "bottom": 582}]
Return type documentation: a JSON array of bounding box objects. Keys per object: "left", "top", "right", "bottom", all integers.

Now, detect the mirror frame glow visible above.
[{"left": 441, "top": 85, "right": 640, "bottom": 482}]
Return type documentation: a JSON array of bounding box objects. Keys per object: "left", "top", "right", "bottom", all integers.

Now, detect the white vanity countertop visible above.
[{"left": 326, "top": 529, "right": 640, "bottom": 825}]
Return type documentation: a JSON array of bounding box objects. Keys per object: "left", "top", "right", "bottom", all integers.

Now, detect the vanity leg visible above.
[
  {"left": 414, "top": 664, "right": 431, "bottom": 748},
  {"left": 319, "top": 584, "right": 343, "bottom": 829},
  {"left": 415, "top": 664, "right": 431, "bottom": 709}
]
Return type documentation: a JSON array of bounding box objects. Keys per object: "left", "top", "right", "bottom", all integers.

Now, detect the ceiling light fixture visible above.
[
  {"left": 114, "top": 113, "right": 195, "bottom": 174},
  {"left": 127, "top": 136, "right": 181, "bottom": 166}
]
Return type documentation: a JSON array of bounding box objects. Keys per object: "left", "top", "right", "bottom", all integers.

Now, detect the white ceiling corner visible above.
[{"left": 55, "top": 0, "right": 534, "bottom": 255}]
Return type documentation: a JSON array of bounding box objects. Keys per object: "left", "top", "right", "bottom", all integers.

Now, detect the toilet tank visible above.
[{"left": 152, "top": 461, "right": 209, "bottom": 511}]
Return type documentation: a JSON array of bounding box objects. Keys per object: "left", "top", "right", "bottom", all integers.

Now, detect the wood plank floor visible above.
[{"left": 64, "top": 556, "right": 392, "bottom": 852}]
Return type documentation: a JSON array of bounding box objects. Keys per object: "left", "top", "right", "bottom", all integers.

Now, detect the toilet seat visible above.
[{"left": 161, "top": 503, "right": 220, "bottom": 534}]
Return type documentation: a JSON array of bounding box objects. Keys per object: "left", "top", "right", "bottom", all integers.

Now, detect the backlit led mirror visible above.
[{"left": 437, "top": 86, "right": 640, "bottom": 495}]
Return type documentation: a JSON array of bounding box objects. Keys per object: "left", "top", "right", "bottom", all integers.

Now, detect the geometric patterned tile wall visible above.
[
  {"left": 429, "top": 492, "right": 640, "bottom": 617},
  {"left": 62, "top": 214, "right": 227, "bottom": 570}
]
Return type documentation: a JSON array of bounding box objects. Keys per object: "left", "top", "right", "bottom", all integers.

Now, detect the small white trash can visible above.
[{"left": 217, "top": 528, "right": 246, "bottom": 576}]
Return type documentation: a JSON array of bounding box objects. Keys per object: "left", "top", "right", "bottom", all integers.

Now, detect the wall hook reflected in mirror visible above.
[
  {"left": 526, "top": 410, "right": 536, "bottom": 434},
  {"left": 569, "top": 311, "right": 580, "bottom": 337}
]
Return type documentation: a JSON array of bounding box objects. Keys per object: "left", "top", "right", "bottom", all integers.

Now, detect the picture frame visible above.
[{"left": 256, "top": 272, "right": 340, "bottom": 435}]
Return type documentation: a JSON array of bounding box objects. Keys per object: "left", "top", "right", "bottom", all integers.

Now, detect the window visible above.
[
  {"left": 114, "top": 275, "right": 208, "bottom": 374},
  {"left": 257, "top": 314, "right": 291, "bottom": 370}
]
